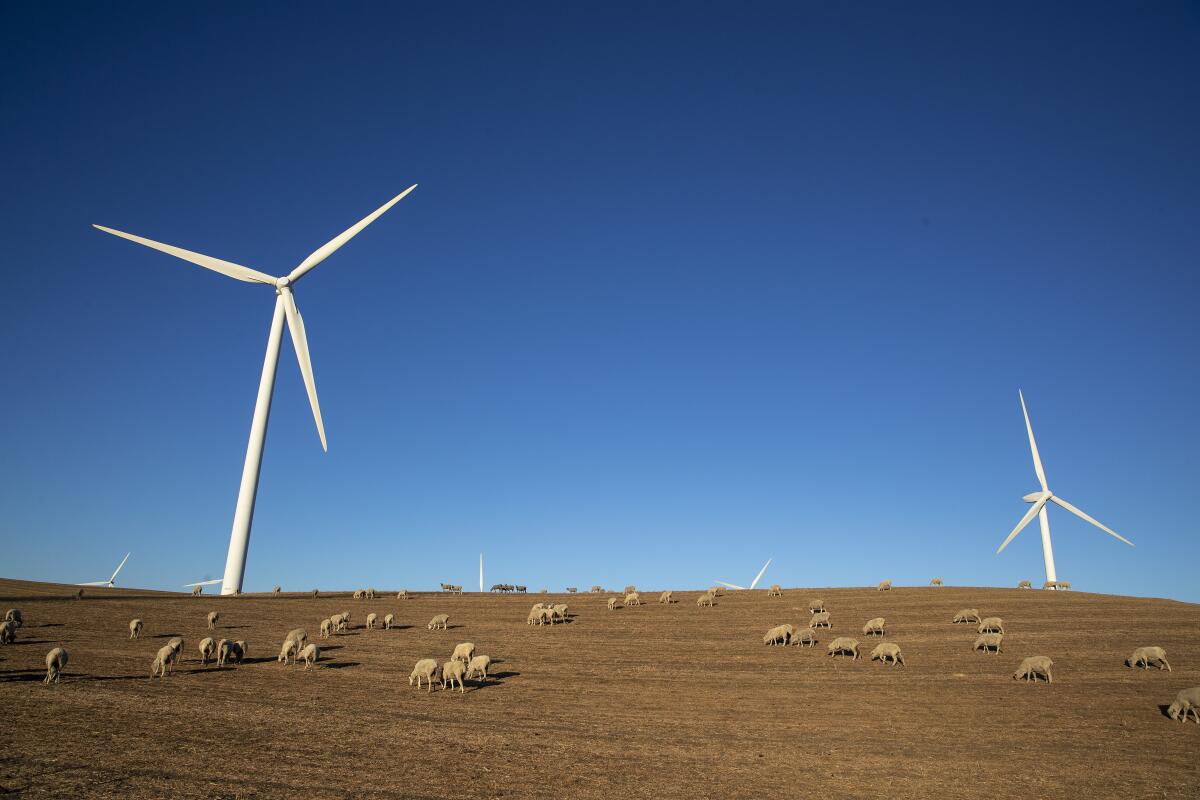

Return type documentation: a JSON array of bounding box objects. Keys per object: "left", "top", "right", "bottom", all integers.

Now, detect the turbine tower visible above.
[
  {"left": 95, "top": 186, "right": 417, "bottom": 595},
  {"left": 996, "top": 390, "right": 1133, "bottom": 586},
  {"left": 78, "top": 553, "right": 131, "bottom": 588},
  {"left": 715, "top": 558, "right": 772, "bottom": 591}
]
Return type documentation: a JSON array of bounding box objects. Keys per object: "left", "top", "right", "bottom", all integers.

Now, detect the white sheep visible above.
[
  {"left": 128, "top": 619, "right": 143, "bottom": 640},
  {"left": 624, "top": 592, "right": 642, "bottom": 606},
  {"left": 334, "top": 613, "right": 348, "bottom": 633},
  {"left": 410, "top": 658, "right": 439, "bottom": 691},
  {"left": 658, "top": 591, "right": 673, "bottom": 604},
  {"left": 591, "top": 585, "right": 603, "bottom": 593},
  {"left": 1167, "top": 687, "right": 1200, "bottom": 723},
  {"left": 827, "top": 637, "right": 860, "bottom": 660},
  {"left": 218, "top": 639, "right": 245, "bottom": 666},
  {"left": 167, "top": 636, "right": 184, "bottom": 655},
  {"left": 286, "top": 628, "right": 308, "bottom": 649},
  {"left": 791, "top": 629, "right": 816, "bottom": 647},
  {"left": 192, "top": 585, "right": 203, "bottom": 597},
  {"left": 763, "top": 625, "right": 791, "bottom": 646},
  {"left": 441, "top": 660, "right": 467, "bottom": 693},
  {"left": 199, "top": 637, "right": 217, "bottom": 665},
  {"left": 206, "top": 611, "right": 219, "bottom": 630},
  {"left": 1125, "top": 646, "right": 1171, "bottom": 672},
  {"left": 696, "top": 593, "right": 715, "bottom": 607},
  {"left": 552, "top": 603, "right": 569, "bottom": 621},
  {"left": 44, "top": 647, "right": 68, "bottom": 683},
  {"left": 1057, "top": 581, "right": 1072, "bottom": 590},
  {"left": 340, "top": 611, "right": 352, "bottom": 629},
  {"left": 5, "top": 609, "right": 23, "bottom": 628},
  {"left": 0, "top": 620, "right": 15, "bottom": 645},
  {"left": 974, "top": 633, "right": 1003, "bottom": 655},
  {"left": 466, "top": 655, "right": 492, "bottom": 681},
  {"left": 366, "top": 612, "right": 378, "bottom": 630},
  {"left": 1017, "top": 580, "right": 1032, "bottom": 589},
  {"left": 877, "top": 580, "right": 892, "bottom": 591},
  {"left": 862, "top": 617, "right": 886, "bottom": 637},
  {"left": 366, "top": 588, "right": 377, "bottom": 599},
  {"left": 278, "top": 637, "right": 300, "bottom": 665},
  {"left": 428, "top": 614, "right": 449, "bottom": 630},
  {"left": 319, "top": 618, "right": 333, "bottom": 638},
  {"left": 953, "top": 609, "right": 980, "bottom": 624},
  {"left": 299, "top": 643, "right": 320, "bottom": 670},
  {"left": 607, "top": 598, "right": 619, "bottom": 611},
  {"left": 451, "top": 642, "right": 475, "bottom": 663},
  {"left": 152, "top": 643, "right": 178, "bottom": 677},
  {"left": 1013, "top": 655, "right": 1053, "bottom": 683},
  {"left": 809, "top": 611, "right": 831, "bottom": 629},
  {"left": 353, "top": 589, "right": 364, "bottom": 600},
  {"left": 766, "top": 584, "right": 783, "bottom": 597},
  {"left": 707, "top": 586, "right": 724, "bottom": 597},
  {"left": 808, "top": 599, "right": 826, "bottom": 613},
  {"left": 397, "top": 589, "right": 409, "bottom": 599},
  {"left": 870, "top": 642, "right": 904, "bottom": 666},
  {"left": 273, "top": 585, "right": 281, "bottom": 596},
  {"left": 383, "top": 613, "right": 395, "bottom": 630},
  {"left": 930, "top": 578, "right": 943, "bottom": 586},
  {"left": 978, "top": 617, "right": 1005, "bottom": 634}
]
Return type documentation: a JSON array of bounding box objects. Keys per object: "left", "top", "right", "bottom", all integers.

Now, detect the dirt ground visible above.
[{"left": 1, "top": 577, "right": 1197, "bottom": 799}]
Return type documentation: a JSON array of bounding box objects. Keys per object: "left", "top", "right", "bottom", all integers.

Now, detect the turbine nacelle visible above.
[{"left": 1022, "top": 491, "right": 1048, "bottom": 503}]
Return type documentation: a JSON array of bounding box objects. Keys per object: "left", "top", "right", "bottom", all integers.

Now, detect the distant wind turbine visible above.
[
  {"left": 715, "top": 558, "right": 772, "bottom": 591},
  {"left": 996, "top": 390, "right": 1133, "bottom": 587},
  {"left": 78, "top": 553, "right": 131, "bottom": 587},
  {"left": 95, "top": 186, "right": 417, "bottom": 595}
]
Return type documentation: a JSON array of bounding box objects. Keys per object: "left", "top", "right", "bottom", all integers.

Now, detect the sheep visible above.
[
  {"left": 334, "top": 613, "right": 348, "bottom": 633},
  {"left": 167, "top": 636, "right": 185, "bottom": 655},
  {"left": 862, "top": 617, "right": 886, "bottom": 637},
  {"left": 286, "top": 628, "right": 309, "bottom": 649},
  {"left": 312, "top": 589, "right": 320, "bottom": 599},
  {"left": 218, "top": 639, "right": 245, "bottom": 666},
  {"left": 383, "top": 613, "right": 395, "bottom": 630},
  {"left": 591, "top": 585, "right": 603, "bottom": 593},
  {"left": 658, "top": 591, "right": 673, "bottom": 604},
  {"left": 978, "top": 617, "right": 1005, "bottom": 634},
  {"left": 1125, "top": 646, "right": 1171, "bottom": 672},
  {"left": 974, "top": 633, "right": 1003, "bottom": 655},
  {"left": 409, "top": 658, "right": 439, "bottom": 691},
  {"left": 152, "top": 644, "right": 178, "bottom": 677},
  {"left": 466, "top": 655, "right": 492, "bottom": 681},
  {"left": 0, "top": 620, "right": 15, "bottom": 645},
  {"left": 827, "top": 637, "right": 860, "bottom": 660},
  {"left": 550, "top": 603, "right": 569, "bottom": 621},
  {"left": 272, "top": 585, "right": 281, "bottom": 596},
  {"left": 199, "top": 637, "right": 217, "bottom": 665},
  {"left": 1167, "top": 687, "right": 1200, "bottom": 723},
  {"left": 763, "top": 625, "right": 792, "bottom": 646},
  {"left": 5, "top": 609, "right": 22, "bottom": 628},
  {"left": 607, "top": 598, "right": 619, "bottom": 611},
  {"left": 396, "top": 589, "right": 409, "bottom": 599},
  {"left": 624, "top": 592, "right": 642, "bottom": 606},
  {"left": 1043, "top": 580, "right": 1060, "bottom": 590},
  {"left": 451, "top": 642, "right": 475, "bottom": 664},
  {"left": 44, "top": 647, "right": 68, "bottom": 684},
  {"left": 299, "top": 643, "right": 320, "bottom": 670},
  {"left": 566, "top": 587, "right": 578, "bottom": 594},
  {"left": 441, "top": 659, "right": 467, "bottom": 693},
  {"left": 953, "top": 609, "right": 980, "bottom": 624},
  {"left": 1057, "top": 581, "right": 1072, "bottom": 590},
  {"left": 877, "top": 580, "right": 892, "bottom": 591},
  {"left": 930, "top": 578, "right": 943, "bottom": 586},
  {"left": 192, "top": 585, "right": 203, "bottom": 597},
  {"left": 128, "top": 619, "right": 144, "bottom": 640},
  {"left": 766, "top": 584, "right": 783, "bottom": 597},
  {"left": 1017, "top": 580, "right": 1032, "bottom": 589},
  {"left": 539, "top": 588, "right": 549, "bottom": 594},
  {"left": 278, "top": 637, "right": 300, "bottom": 665},
  {"left": 340, "top": 611, "right": 352, "bottom": 629},
  {"left": 75, "top": 589, "right": 84, "bottom": 600},
  {"left": 527, "top": 608, "right": 544, "bottom": 625},
  {"left": 207, "top": 611, "right": 219, "bottom": 630},
  {"left": 696, "top": 593, "right": 715, "bottom": 607},
  {"left": 707, "top": 587, "right": 724, "bottom": 597},
  {"left": 1013, "top": 655, "right": 1053, "bottom": 683},
  {"left": 353, "top": 589, "right": 364, "bottom": 600},
  {"left": 366, "top": 613, "right": 378, "bottom": 630},
  {"left": 366, "top": 588, "right": 377, "bottom": 599},
  {"left": 870, "top": 642, "right": 905, "bottom": 666},
  {"left": 428, "top": 614, "right": 449, "bottom": 631},
  {"left": 791, "top": 629, "right": 816, "bottom": 647},
  {"left": 809, "top": 611, "right": 831, "bottom": 629},
  {"left": 537, "top": 608, "right": 556, "bottom": 625},
  {"left": 320, "top": 618, "right": 333, "bottom": 638},
  {"left": 808, "top": 599, "right": 826, "bottom": 613}
]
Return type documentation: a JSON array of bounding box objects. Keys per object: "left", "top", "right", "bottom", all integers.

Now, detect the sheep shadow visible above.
[
  {"left": 322, "top": 661, "right": 359, "bottom": 670},
  {"left": 11, "top": 639, "right": 54, "bottom": 646},
  {"left": 385, "top": 625, "right": 414, "bottom": 631},
  {"left": 239, "top": 657, "right": 276, "bottom": 665},
  {"left": 468, "top": 671, "right": 518, "bottom": 692},
  {"left": 35, "top": 622, "right": 66, "bottom": 628},
  {"left": 151, "top": 633, "right": 182, "bottom": 639},
  {"left": 1158, "top": 704, "right": 1176, "bottom": 720},
  {"left": 320, "top": 645, "right": 345, "bottom": 652},
  {"left": 0, "top": 670, "right": 44, "bottom": 683},
  {"left": 217, "top": 625, "right": 250, "bottom": 630}
]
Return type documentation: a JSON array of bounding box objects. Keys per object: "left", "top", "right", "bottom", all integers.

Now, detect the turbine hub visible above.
[
  {"left": 1022, "top": 491, "right": 1047, "bottom": 503},
  {"left": 276, "top": 276, "right": 291, "bottom": 289}
]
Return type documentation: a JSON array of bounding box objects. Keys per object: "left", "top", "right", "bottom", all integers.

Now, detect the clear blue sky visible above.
[{"left": 1, "top": 3, "right": 1196, "bottom": 600}]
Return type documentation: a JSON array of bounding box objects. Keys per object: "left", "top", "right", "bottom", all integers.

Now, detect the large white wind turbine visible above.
[
  {"left": 996, "top": 390, "right": 1133, "bottom": 587},
  {"left": 715, "top": 558, "right": 772, "bottom": 591},
  {"left": 96, "top": 186, "right": 417, "bottom": 595},
  {"left": 78, "top": 553, "right": 131, "bottom": 587}
]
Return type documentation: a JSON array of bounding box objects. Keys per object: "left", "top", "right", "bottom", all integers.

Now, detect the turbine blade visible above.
[
  {"left": 996, "top": 497, "right": 1048, "bottom": 554},
  {"left": 77, "top": 581, "right": 109, "bottom": 586},
  {"left": 282, "top": 289, "right": 327, "bottom": 452},
  {"left": 288, "top": 185, "right": 418, "bottom": 283},
  {"left": 1019, "top": 390, "right": 1049, "bottom": 492},
  {"left": 714, "top": 580, "right": 746, "bottom": 590},
  {"left": 93, "top": 225, "right": 277, "bottom": 284},
  {"left": 1048, "top": 495, "right": 1134, "bottom": 547},
  {"left": 109, "top": 552, "right": 131, "bottom": 583},
  {"left": 183, "top": 579, "right": 225, "bottom": 587},
  {"left": 749, "top": 558, "right": 772, "bottom": 590}
]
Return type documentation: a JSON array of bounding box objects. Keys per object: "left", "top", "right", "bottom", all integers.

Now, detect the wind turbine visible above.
[
  {"left": 95, "top": 186, "right": 417, "bottom": 595},
  {"left": 78, "top": 553, "right": 131, "bottom": 587},
  {"left": 996, "top": 390, "right": 1133, "bottom": 587},
  {"left": 715, "top": 558, "right": 772, "bottom": 591}
]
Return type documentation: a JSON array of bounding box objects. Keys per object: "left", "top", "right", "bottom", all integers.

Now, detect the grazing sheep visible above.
[
  {"left": 978, "top": 617, "right": 1005, "bottom": 634},
  {"left": 591, "top": 585, "right": 603, "bottom": 593},
  {"left": 466, "top": 655, "right": 492, "bottom": 681},
  {"left": 624, "top": 592, "right": 642, "bottom": 606},
  {"left": 319, "top": 618, "right": 333, "bottom": 638},
  {"left": 808, "top": 599, "right": 826, "bottom": 613},
  {"left": 763, "top": 625, "right": 793, "bottom": 646},
  {"left": 607, "top": 598, "right": 619, "bottom": 611},
  {"left": 1017, "top": 580, "right": 1032, "bottom": 589},
  {"left": 410, "top": 658, "right": 439, "bottom": 691},
  {"left": 441, "top": 660, "right": 467, "bottom": 693},
  {"left": 537, "top": 608, "right": 556, "bottom": 625},
  {"left": 75, "top": 589, "right": 84, "bottom": 600},
  {"left": 766, "top": 584, "right": 783, "bottom": 597},
  {"left": 791, "top": 629, "right": 816, "bottom": 647},
  {"left": 1043, "top": 580, "right": 1060, "bottom": 590},
  {"left": 930, "top": 578, "right": 943, "bottom": 586},
  {"left": 207, "top": 611, "right": 219, "bottom": 630},
  {"left": 383, "top": 613, "right": 395, "bottom": 630},
  {"left": 870, "top": 642, "right": 904, "bottom": 666},
  {"left": 696, "top": 593, "right": 715, "bottom": 607},
  {"left": 152, "top": 644, "right": 178, "bottom": 677},
  {"left": 551, "top": 603, "right": 569, "bottom": 622},
  {"left": 1125, "top": 646, "right": 1171, "bottom": 672},
  {"left": 299, "top": 643, "right": 320, "bottom": 670},
  {"left": 1013, "top": 655, "right": 1054, "bottom": 683},
  {"left": 278, "top": 637, "right": 300, "bottom": 665},
  {"left": 953, "top": 609, "right": 980, "bottom": 624},
  {"left": 218, "top": 639, "right": 245, "bottom": 666},
  {"left": 286, "top": 628, "right": 309, "bottom": 649},
  {"left": 199, "top": 637, "right": 217, "bottom": 665},
  {"left": 167, "top": 636, "right": 185, "bottom": 655},
  {"left": 44, "top": 647, "right": 68, "bottom": 683},
  {"left": 658, "top": 591, "right": 673, "bottom": 604},
  {"left": 397, "top": 589, "right": 409, "bottom": 599},
  {"left": 827, "top": 637, "right": 860, "bottom": 660},
  {"left": 862, "top": 617, "right": 886, "bottom": 637},
  {"left": 192, "top": 585, "right": 203, "bottom": 596},
  {"left": 5, "top": 609, "right": 22, "bottom": 628},
  {"left": 877, "top": 580, "right": 892, "bottom": 591},
  {"left": 366, "top": 588, "right": 377, "bottom": 600},
  {"left": 974, "top": 633, "right": 1003, "bottom": 655},
  {"left": 366, "top": 613, "right": 378, "bottom": 630},
  {"left": 353, "top": 590, "right": 364, "bottom": 600},
  {"left": 451, "top": 642, "right": 476, "bottom": 664},
  {"left": 1057, "top": 581, "right": 1072, "bottom": 590},
  {"left": 810, "top": 611, "right": 831, "bottom": 629},
  {"left": 334, "top": 613, "right": 348, "bottom": 633},
  {"left": 0, "top": 620, "right": 15, "bottom": 645},
  {"left": 527, "top": 608, "right": 544, "bottom": 625},
  {"left": 340, "top": 611, "right": 352, "bottom": 629},
  {"left": 428, "top": 614, "right": 449, "bottom": 631},
  {"left": 566, "top": 587, "right": 578, "bottom": 593},
  {"left": 312, "top": 589, "right": 320, "bottom": 598},
  {"left": 707, "top": 587, "right": 724, "bottom": 597},
  {"left": 273, "top": 585, "right": 281, "bottom": 596},
  {"left": 128, "top": 619, "right": 144, "bottom": 640},
  {"left": 1167, "top": 687, "right": 1200, "bottom": 723}
]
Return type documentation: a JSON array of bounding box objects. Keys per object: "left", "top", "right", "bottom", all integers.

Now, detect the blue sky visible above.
[{"left": 1, "top": 3, "right": 1197, "bottom": 600}]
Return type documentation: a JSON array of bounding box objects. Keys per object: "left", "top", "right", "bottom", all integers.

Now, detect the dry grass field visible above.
[{"left": 1, "top": 577, "right": 1197, "bottom": 799}]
